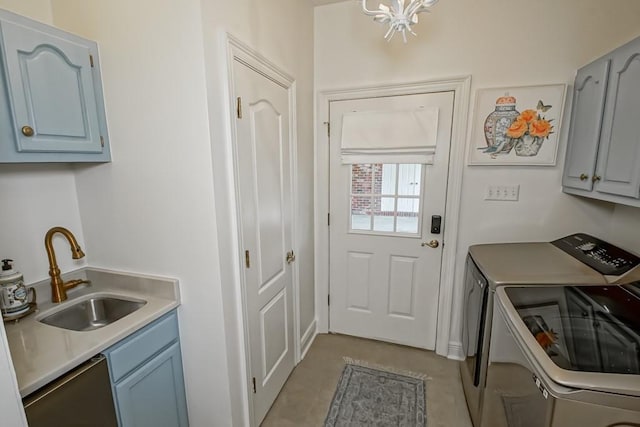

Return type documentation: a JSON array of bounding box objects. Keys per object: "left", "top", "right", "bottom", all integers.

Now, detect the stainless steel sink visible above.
[{"left": 39, "top": 296, "right": 146, "bottom": 331}]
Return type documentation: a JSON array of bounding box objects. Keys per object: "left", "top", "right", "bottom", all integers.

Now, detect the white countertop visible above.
[{"left": 3, "top": 267, "right": 180, "bottom": 397}]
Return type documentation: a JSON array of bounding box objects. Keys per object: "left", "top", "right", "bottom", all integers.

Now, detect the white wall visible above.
[
  {"left": 49, "top": 1, "right": 315, "bottom": 425},
  {"left": 49, "top": 0, "right": 235, "bottom": 424},
  {"left": 315, "top": 0, "right": 640, "bottom": 351},
  {"left": 0, "top": 165, "right": 88, "bottom": 283},
  {"left": 0, "top": 0, "right": 51, "bottom": 23},
  {"left": 608, "top": 205, "right": 640, "bottom": 254}
]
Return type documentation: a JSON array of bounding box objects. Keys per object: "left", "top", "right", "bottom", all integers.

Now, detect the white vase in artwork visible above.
[{"left": 514, "top": 134, "right": 543, "bottom": 156}]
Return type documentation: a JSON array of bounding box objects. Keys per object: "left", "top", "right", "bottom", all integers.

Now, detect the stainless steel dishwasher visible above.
[{"left": 23, "top": 354, "right": 118, "bottom": 427}]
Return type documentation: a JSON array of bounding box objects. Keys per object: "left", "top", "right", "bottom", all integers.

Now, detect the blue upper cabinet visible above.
[
  {"left": 563, "top": 35, "right": 640, "bottom": 207},
  {"left": 0, "top": 9, "right": 110, "bottom": 162}
]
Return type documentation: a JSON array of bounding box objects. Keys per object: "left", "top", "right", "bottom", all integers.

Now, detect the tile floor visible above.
[{"left": 262, "top": 333, "right": 473, "bottom": 427}]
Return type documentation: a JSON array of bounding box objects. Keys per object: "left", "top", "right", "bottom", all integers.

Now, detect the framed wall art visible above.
[{"left": 467, "top": 84, "right": 566, "bottom": 166}]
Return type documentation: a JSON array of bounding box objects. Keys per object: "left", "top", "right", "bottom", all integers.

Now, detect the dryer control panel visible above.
[{"left": 552, "top": 233, "right": 640, "bottom": 276}]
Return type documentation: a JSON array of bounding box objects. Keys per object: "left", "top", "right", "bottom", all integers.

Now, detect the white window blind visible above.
[{"left": 340, "top": 107, "right": 439, "bottom": 164}]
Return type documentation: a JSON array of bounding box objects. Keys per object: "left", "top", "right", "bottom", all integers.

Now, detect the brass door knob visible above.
[
  {"left": 286, "top": 251, "right": 296, "bottom": 264},
  {"left": 21, "top": 125, "right": 34, "bottom": 137},
  {"left": 579, "top": 173, "right": 588, "bottom": 181},
  {"left": 592, "top": 175, "right": 601, "bottom": 182},
  {"left": 421, "top": 240, "right": 439, "bottom": 248}
]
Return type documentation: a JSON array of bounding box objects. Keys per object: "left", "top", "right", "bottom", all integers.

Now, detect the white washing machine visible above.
[
  {"left": 460, "top": 233, "right": 640, "bottom": 427},
  {"left": 492, "top": 283, "right": 640, "bottom": 427}
]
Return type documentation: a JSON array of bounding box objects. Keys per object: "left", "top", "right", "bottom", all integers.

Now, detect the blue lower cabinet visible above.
[
  {"left": 104, "top": 311, "right": 189, "bottom": 427},
  {"left": 114, "top": 342, "right": 188, "bottom": 427}
]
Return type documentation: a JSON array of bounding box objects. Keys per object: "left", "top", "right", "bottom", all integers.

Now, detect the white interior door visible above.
[
  {"left": 233, "top": 59, "right": 295, "bottom": 425},
  {"left": 329, "top": 92, "right": 454, "bottom": 349}
]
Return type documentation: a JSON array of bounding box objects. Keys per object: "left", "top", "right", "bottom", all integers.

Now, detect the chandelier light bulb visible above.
[{"left": 361, "top": 0, "right": 439, "bottom": 43}]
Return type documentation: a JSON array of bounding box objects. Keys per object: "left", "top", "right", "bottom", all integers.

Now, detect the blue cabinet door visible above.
[
  {"left": 563, "top": 58, "right": 610, "bottom": 191},
  {"left": 114, "top": 342, "right": 189, "bottom": 427},
  {"left": 596, "top": 37, "right": 640, "bottom": 198},
  {"left": 0, "top": 9, "right": 110, "bottom": 162}
]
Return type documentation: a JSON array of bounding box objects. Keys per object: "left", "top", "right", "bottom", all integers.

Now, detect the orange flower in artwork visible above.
[
  {"left": 535, "top": 329, "right": 558, "bottom": 350},
  {"left": 506, "top": 118, "right": 528, "bottom": 139},
  {"left": 518, "top": 109, "right": 538, "bottom": 123},
  {"left": 529, "top": 118, "right": 553, "bottom": 138}
]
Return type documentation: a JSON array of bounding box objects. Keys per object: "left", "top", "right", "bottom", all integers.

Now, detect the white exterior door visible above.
[
  {"left": 329, "top": 92, "right": 454, "bottom": 349},
  {"left": 233, "top": 59, "right": 295, "bottom": 424}
]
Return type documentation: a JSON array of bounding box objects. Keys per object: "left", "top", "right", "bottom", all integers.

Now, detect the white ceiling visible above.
[{"left": 310, "top": 0, "right": 350, "bottom": 6}]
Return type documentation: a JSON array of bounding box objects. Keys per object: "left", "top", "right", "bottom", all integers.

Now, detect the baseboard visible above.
[
  {"left": 447, "top": 341, "right": 464, "bottom": 361},
  {"left": 300, "top": 319, "right": 317, "bottom": 359}
]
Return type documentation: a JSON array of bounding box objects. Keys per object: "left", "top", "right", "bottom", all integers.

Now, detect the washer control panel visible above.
[{"left": 552, "top": 233, "right": 640, "bottom": 276}]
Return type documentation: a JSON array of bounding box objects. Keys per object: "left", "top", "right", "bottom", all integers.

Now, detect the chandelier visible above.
[{"left": 361, "top": 0, "right": 439, "bottom": 43}]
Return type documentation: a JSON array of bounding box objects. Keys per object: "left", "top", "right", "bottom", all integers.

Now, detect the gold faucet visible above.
[{"left": 45, "top": 227, "right": 89, "bottom": 303}]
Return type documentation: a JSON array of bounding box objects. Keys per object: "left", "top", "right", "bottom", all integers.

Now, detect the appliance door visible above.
[
  {"left": 482, "top": 300, "right": 554, "bottom": 427},
  {"left": 494, "top": 287, "right": 640, "bottom": 427},
  {"left": 23, "top": 355, "right": 118, "bottom": 427},
  {"left": 462, "top": 254, "right": 489, "bottom": 386},
  {"left": 461, "top": 254, "right": 491, "bottom": 427}
]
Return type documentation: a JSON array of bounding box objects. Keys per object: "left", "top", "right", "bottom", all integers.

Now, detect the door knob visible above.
[
  {"left": 579, "top": 173, "right": 588, "bottom": 181},
  {"left": 592, "top": 175, "right": 601, "bottom": 182},
  {"left": 286, "top": 251, "right": 296, "bottom": 264},
  {"left": 21, "top": 125, "right": 34, "bottom": 137},
  {"left": 421, "top": 240, "right": 439, "bottom": 248}
]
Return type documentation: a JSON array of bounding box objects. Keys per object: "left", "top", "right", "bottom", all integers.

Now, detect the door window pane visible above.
[
  {"left": 398, "top": 164, "right": 422, "bottom": 196},
  {"left": 351, "top": 195, "right": 372, "bottom": 230},
  {"left": 350, "top": 163, "right": 422, "bottom": 235},
  {"left": 381, "top": 164, "right": 397, "bottom": 195},
  {"left": 373, "top": 197, "right": 396, "bottom": 232},
  {"left": 397, "top": 198, "right": 420, "bottom": 233}
]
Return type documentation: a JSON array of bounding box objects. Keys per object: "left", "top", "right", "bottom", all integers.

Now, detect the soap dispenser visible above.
[{"left": 0, "top": 259, "right": 33, "bottom": 318}]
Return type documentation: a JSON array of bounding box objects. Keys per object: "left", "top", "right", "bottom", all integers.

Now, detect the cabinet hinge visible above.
[
  {"left": 326, "top": 121, "right": 330, "bottom": 138},
  {"left": 100, "top": 136, "right": 104, "bottom": 148},
  {"left": 328, "top": 213, "right": 330, "bottom": 226},
  {"left": 245, "top": 250, "right": 250, "bottom": 268},
  {"left": 252, "top": 377, "right": 256, "bottom": 394},
  {"left": 328, "top": 294, "right": 330, "bottom": 306},
  {"left": 237, "top": 97, "right": 243, "bottom": 119},
  {"left": 89, "top": 54, "right": 94, "bottom": 68}
]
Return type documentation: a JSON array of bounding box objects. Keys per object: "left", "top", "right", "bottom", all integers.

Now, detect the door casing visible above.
[
  {"left": 315, "top": 77, "right": 472, "bottom": 358},
  {"left": 223, "top": 34, "right": 300, "bottom": 427}
]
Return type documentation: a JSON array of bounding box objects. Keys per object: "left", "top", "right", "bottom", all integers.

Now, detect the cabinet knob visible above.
[
  {"left": 592, "top": 175, "right": 601, "bottom": 183},
  {"left": 579, "top": 174, "right": 589, "bottom": 181},
  {"left": 21, "top": 126, "right": 34, "bottom": 137}
]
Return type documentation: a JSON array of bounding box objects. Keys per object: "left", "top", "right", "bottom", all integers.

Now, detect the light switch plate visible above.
[{"left": 485, "top": 185, "right": 520, "bottom": 201}]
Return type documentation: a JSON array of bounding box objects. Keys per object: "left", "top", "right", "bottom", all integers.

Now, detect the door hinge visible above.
[
  {"left": 237, "top": 97, "right": 243, "bottom": 119},
  {"left": 328, "top": 294, "right": 330, "bottom": 306},
  {"left": 252, "top": 377, "right": 256, "bottom": 394},
  {"left": 100, "top": 136, "right": 104, "bottom": 148},
  {"left": 327, "top": 213, "right": 330, "bottom": 226},
  {"left": 245, "top": 250, "right": 250, "bottom": 268},
  {"left": 89, "top": 54, "right": 94, "bottom": 68},
  {"left": 325, "top": 121, "right": 330, "bottom": 137}
]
